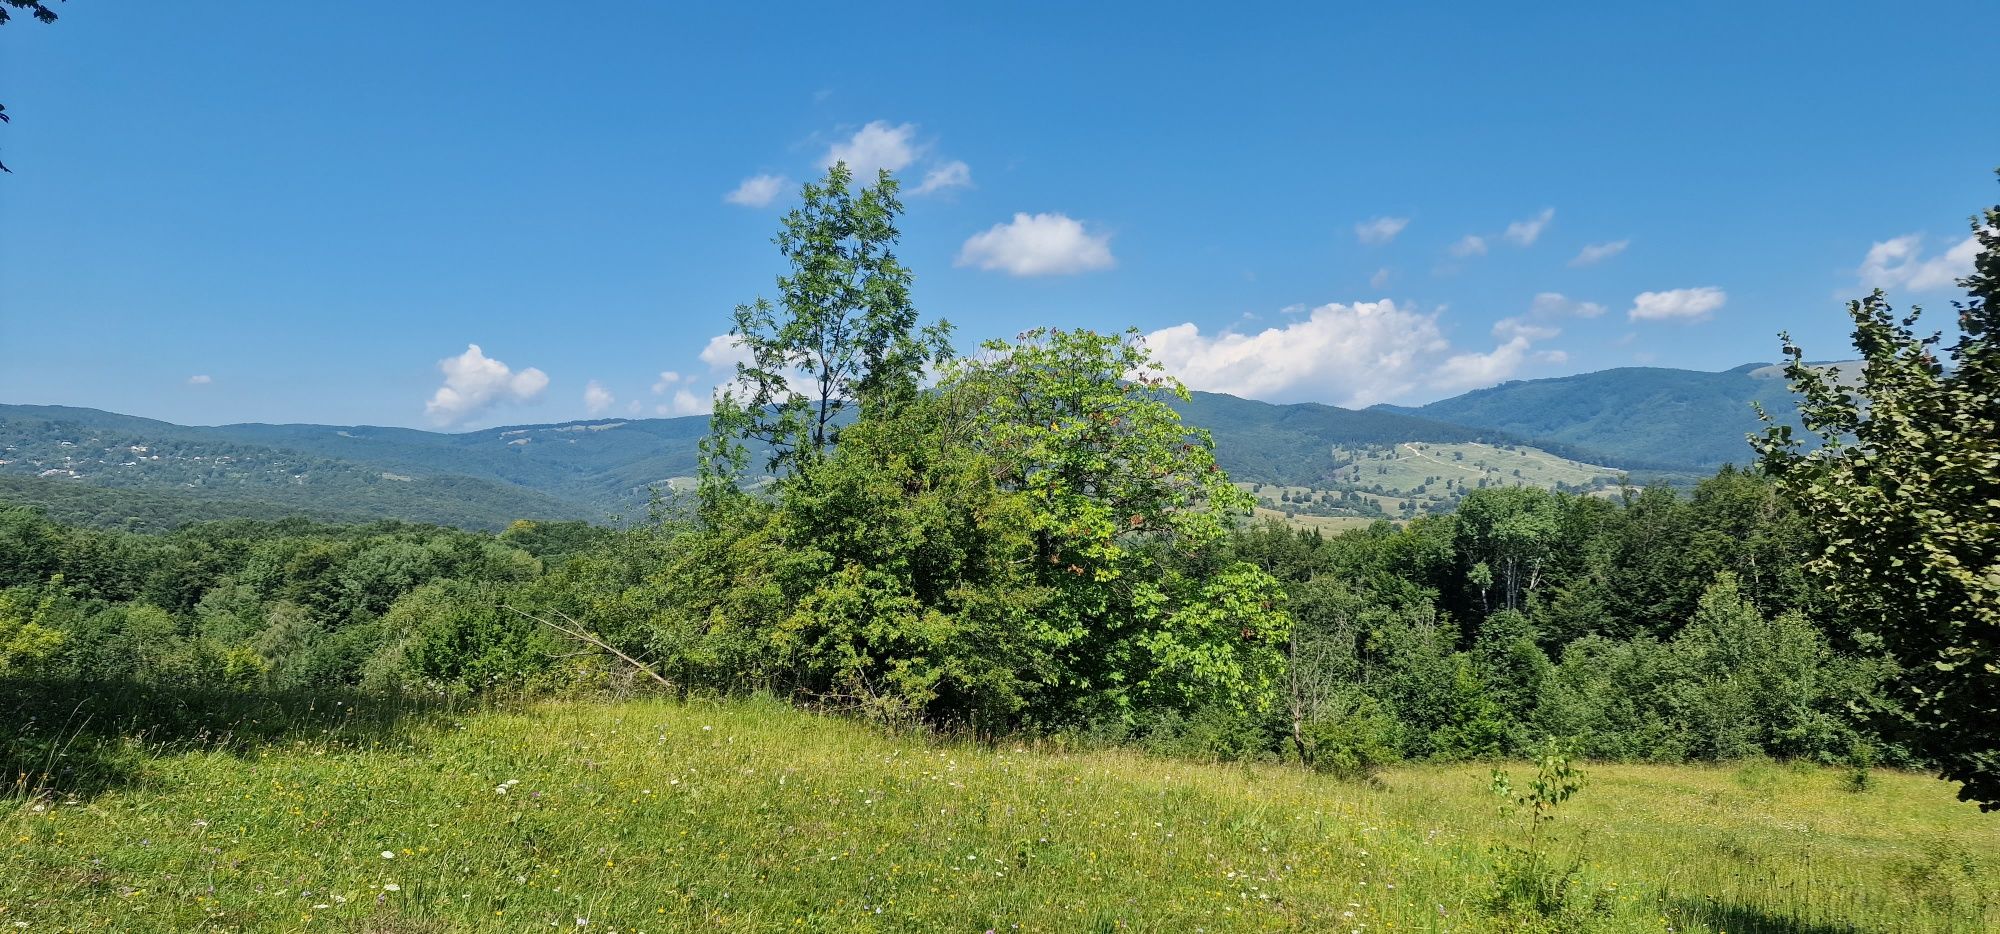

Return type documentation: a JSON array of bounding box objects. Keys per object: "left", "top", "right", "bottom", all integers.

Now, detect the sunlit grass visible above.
[{"left": 4, "top": 695, "right": 1993, "bottom": 932}]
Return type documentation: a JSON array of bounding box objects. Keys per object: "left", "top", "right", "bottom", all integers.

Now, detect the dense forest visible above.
[{"left": 0, "top": 459, "right": 1906, "bottom": 784}]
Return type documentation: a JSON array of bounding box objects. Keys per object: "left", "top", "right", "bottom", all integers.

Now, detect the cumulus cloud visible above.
[
  {"left": 724, "top": 174, "right": 788, "bottom": 207},
  {"left": 1449, "top": 235, "right": 1488, "bottom": 258},
  {"left": 584, "top": 380, "right": 615, "bottom": 416},
  {"left": 1504, "top": 208, "right": 1555, "bottom": 247},
  {"left": 1528, "top": 292, "right": 1607, "bottom": 319},
  {"left": 956, "top": 212, "right": 1115, "bottom": 276},
  {"left": 1857, "top": 233, "right": 1977, "bottom": 292},
  {"left": 187, "top": 374, "right": 212, "bottom": 385},
  {"left": 1628, "top": 287, "right": 1726, "bottom": 323},
  {"left": 651, "top": 371, "right": 685, "bottom": 394},
  {"left": 825, "top": 121, "right": 919, "bottom": 180},
  {"left": 423, "top": 344, "right": 550, "bottom": 426},
  {"left": 820, "top": 120, "right": 970, "bottom": 195},
  {"left": 1493, "top": 317, "right": 1561, "bottom": 342},
  {"left": 1437, "top": 335, "right": 1540, "bottom": 392},
  {"left": 699, "top": 333, "right": 754, "bottom": 370},
  {"left": 912, "top": 160, "right": 972, "bottom": 196},
  {"left": 1143, "top": 297, "right": 1564, "bottom": 408},
  {"left": 1570, "top": 239, "right": 1630, "bottom": 267},
  {"left": 1354, "top": 216, "right": 1410, "bottom": 245},
  {"left": 658, "top": 390, "right": 708, "bottom": 417}
]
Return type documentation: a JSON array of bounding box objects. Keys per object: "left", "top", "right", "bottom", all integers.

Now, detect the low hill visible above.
[
  {"left": 0, "top": 405, "right": 593, "bottom": 529},
  {"left": 1373, "top": 363, "right": 1846, "bottom": 471},
  {"left": 1174, "top": 391, "right": 1527, "bottom": 486},
  {"left": 17, "top": 363, "right": 1792, "bottom": 531},
  {"left": 3, "top": 690, "right": 1990, "bottom": 932},
  {"left": 0, "top": 474, "right": 381, "bottom": 532},
  {"left": 1246, "top": 440, "right": 1626, "bottom": 523},
  {"left": 5, "top": 392, "right": 1616, "bottom": 529}
]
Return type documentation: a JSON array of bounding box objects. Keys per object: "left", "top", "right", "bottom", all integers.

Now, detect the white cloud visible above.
[
  {"left": 699, "top": 333, "right": 754, "bottom": 370},
  {"left": 423, "top": 344, "right": 549, "bottom": 426},
  {"left": 1628, "top": 287, "right": 1726, "bottom": 323},
  {"left": 912, "top": 160, "right": 972, "bottom": 196},
  {"left": 651, "top": 371, "right": 684, "bottom": 394},
  {"left": 817, "top": 119, "right": 970, "bottom": 195},
  {"left": 1528, "top": 291, "right": 1606, "bottom": 319},
  {"left": 660, "top": 389, "right": 708, "bottom": 417},
  {"left": 1857, "top": 233, "right": 1977, "bottom": 292},
  {"left": 1504, "top": 208, "right": 1555, "bottom": 247},
  {"left": 1449, "top": 235, "right": 1487, "bottom": 258},
  {"left": 724, "top": 174, "right": 788, "bottom": 208},
  {"left": 187, "top": 374, "right": 212, "bottom": 385},
  {"left": 825, "top": 121, "right": 919, "bottom": 180},
  {"left": 1493, "top": 317, "right": 1560, "bottom": 342},
  {"left": 1438, "top": 335, "right": 1539, "bottom": 391},
  {"left": 956, "top": 212, "right": 1115, "bottom": 276},
  {"left": 1370, "top": 267, "right": 1391, "bottom": 290},
  {"left": 1143, "top": 297, "right": 1563, "bottom": 408},
  {"left": 1570, "top": 239, "right": 1630, "bottom": 267},
  {"left": 583, "top": 380, "right": 615, "bottom": 416},
  {"left": 1354, "top": 216, "right": 1410, "bottom": 245}
]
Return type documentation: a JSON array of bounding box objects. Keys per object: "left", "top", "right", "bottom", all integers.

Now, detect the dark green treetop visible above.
[{"left": 1756, "top": 172, "right": 2000, "bottom": 809}]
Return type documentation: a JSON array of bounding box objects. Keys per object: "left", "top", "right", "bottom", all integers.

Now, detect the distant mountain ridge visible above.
[
  {"left": 1372, "top": 362, "right": 1830, "bottom": 472},
  {"left": 2, "top": 363, "right": 1824, "bottom": 529}
]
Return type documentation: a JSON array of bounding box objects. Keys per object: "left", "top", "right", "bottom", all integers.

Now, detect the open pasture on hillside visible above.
[
  {"left": 1242, "top": 441, "right": 1624, "bottom": 523},
  {"left": 1326, "top": 442, "right": 1622, "bottom": 499},
  {"left": 4, "top": 693, "right": 1992, "bottom": 933}
]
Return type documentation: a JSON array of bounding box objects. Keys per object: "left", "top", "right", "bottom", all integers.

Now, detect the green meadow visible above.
[{"left": 5, "top": 694, "right": 1993, "bottom": 933}]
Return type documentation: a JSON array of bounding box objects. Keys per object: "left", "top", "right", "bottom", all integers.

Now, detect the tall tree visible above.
[
  {"left": 941, "top": 328, "right": 1290, "bottom": 719},
  {"left": 702, "top": 163, "right": 952, "bottom": 496},
  {"left": 1755, "top": 173, "right": 2000, "bottom": 809}
]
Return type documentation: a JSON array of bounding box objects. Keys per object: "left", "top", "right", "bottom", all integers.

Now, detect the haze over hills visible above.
[{"left": 0, "top": 362, "right": 1818, "bottom": 530}]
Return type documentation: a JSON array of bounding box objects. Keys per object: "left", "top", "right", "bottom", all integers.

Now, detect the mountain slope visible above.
[
  {"left": 0, "top": 405, "right": 593, "bottom": 529},
  {"left": 1373, "top": 363, "right": 1830, "bottom": 471},
  {"left": 1174, "top": 391, "right": 1535, "bottom": 485},
  {"left": 210, "top": 416, "right": 715, "bottom": 517},
  {"left": 3, "top": 381, "right": 1675, "bottom": 530}
]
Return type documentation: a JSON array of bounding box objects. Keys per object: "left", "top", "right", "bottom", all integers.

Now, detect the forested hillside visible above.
[
  {"left": 0, "top": 406, "right": 592, "bottom": 528},
  {"left": 3, "top": 390, "right": 1642, "bottom": 530},
  {"left": 1375, "top": 363, "right": 1827, "bottom": 471}
]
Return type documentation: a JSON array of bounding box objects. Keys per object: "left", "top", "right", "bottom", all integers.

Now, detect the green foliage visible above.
[
  {"left": 1756, "top": 174, "right": 2000, "bottom": 808},
  {"left": 0, "top": 585, "right": 64, "bottom": 673},
  {"left": 942, "top": 327, "right": 1289, "bottom": 719},
  {"left": 1487, "top": 746, "right": 1591, "bottom": 919},
  {"left": 674, "top": 326, "right": 1294, "bottom": 731},
  {"left": 1296, "top": 688, "right": 1403, "bottom": 780},
  {"left": 704, "top": 163, "right": 951, "bottom": 492}
]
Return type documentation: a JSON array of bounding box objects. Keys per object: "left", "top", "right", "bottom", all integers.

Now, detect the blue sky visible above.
[{"left": 2, "top": 2, "right": 1995, "bottom": 429}]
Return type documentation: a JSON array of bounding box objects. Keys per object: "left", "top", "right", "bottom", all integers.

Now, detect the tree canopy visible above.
[{"left": 1756, "top": 171, "right": 2000, "bottom": 808}]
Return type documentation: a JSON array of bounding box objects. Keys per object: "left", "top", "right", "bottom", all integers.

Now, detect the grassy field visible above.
[
  {"left": 1328, "top": 442, "right": 1622, "bottom": 498},
  {"left": 1242, "top": 442, "right": 1624, "bottom": 523},
  {"left": 1248, "top": 506, "right": 1383, "bottom": 533},
  {"left": 4, "top": 693, "right": 1995, "bottom": 933}
]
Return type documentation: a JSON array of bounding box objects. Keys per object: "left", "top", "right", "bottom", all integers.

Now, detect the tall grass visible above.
[{"left": 3, "top": 693, "right": 1993, "bottom": 932}]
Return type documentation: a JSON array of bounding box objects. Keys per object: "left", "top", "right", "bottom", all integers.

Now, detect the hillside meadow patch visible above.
[{"left": 4, "top": 696, "right": 1993, "bottom": 933}]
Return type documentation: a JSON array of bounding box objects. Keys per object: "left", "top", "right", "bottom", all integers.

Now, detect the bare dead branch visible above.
[{"left": 504, "top": 605, "right": 673, "bottom": 688}]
